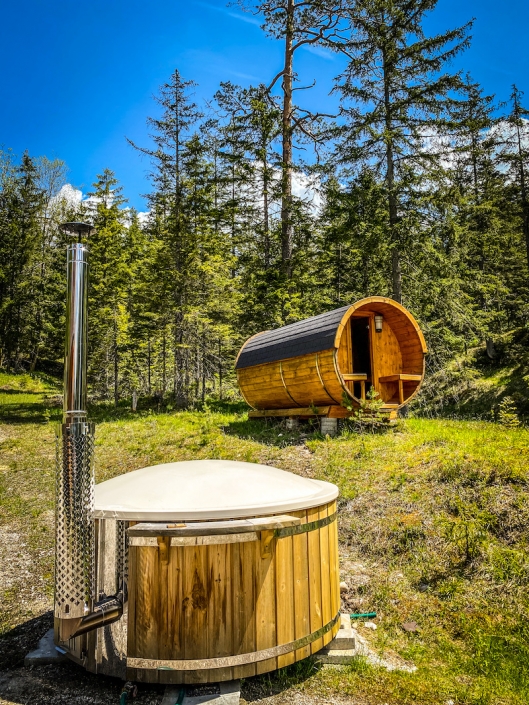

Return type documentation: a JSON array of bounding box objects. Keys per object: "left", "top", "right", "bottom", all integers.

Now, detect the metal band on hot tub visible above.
[
  {"left": 128, "top": 512, "right": 337, "bottom": 547},
  {"left": 127, "top": 612, "right": 341, "bottom": 670}
]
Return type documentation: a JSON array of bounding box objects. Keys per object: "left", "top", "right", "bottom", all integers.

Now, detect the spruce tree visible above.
[
  {"left": 84, "top": 169, "right": 130, "bottom": 404},
  {"left": 335, "top": 0, "right": 472, "bottom": 303},
  {"left": 0, "top": 151, "right": 45, "bottom": 369},
  {"left": 499, "top": 86, "right": 529, "bottom": 280}
]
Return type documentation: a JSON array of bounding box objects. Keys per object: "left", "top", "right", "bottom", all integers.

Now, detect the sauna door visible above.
[{"left": 350, "top": 317, "right": 372, "bottom": 399}]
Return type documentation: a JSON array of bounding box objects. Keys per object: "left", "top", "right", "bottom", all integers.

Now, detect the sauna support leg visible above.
[{"left": 320, "top": 418, "right": 338, "bottom": 437}]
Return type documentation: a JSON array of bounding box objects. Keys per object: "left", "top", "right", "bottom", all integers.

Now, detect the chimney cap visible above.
[{"left": 60, "top": 221, "right": 96, "bottom": 239}]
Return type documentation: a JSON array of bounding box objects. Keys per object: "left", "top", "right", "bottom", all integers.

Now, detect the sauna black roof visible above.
[{"left": 236, "top": 305, "right": 350, "bottom": 369}]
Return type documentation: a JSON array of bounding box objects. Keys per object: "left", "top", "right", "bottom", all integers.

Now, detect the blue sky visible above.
[{"left": 0, "top": 0, "right": 527, "bottom": 210}]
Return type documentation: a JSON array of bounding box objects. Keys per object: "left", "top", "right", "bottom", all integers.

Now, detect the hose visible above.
[
  {"left": 350, "top": 612, "right": 377, "bottom": 619},
  {"left": 119, "top": 682, "right": 138, "bottom": 704}
]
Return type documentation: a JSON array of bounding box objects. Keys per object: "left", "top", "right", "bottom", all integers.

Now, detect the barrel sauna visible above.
[
  {"left": 236, "top": 296, "right": 427, "bottom": 419},
  {"left": 62, "top": 460, "right": 340, "bottom": 685}
]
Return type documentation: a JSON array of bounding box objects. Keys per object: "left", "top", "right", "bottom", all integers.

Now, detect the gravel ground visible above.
[{"left": 0, "top": 611, "right": 362, "bottom": 705}]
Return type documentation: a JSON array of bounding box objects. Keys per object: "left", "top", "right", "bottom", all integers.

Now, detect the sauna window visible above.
[{"left": 350, "top": 317, "right": 372, "bottom": 380}]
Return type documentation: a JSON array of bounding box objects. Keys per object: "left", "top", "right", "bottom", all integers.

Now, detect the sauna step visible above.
[
  {"left": 323, "top": 613, "right": 356, "bottom": 650},
  {"left": 315, "top": 614, "right": 356, "bottom": 664}
]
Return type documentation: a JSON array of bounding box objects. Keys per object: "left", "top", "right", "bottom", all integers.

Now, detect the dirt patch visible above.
[{"left": 0, "top": 663, "right": 163, "bottom": 705}]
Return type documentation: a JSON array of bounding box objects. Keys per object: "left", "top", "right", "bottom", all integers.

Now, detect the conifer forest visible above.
[{"left": 2, "top": 0, "right": 529, "bottom": 414}]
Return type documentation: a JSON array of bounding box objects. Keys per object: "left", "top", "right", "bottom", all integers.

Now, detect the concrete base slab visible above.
[
  {"left": 325, "top": 614, "right": 356, "bottom": 650},
  {"left": 315, "top": 614, "right": 356, "bottom": 665},
  {"left": 162, "top": 680, "right": 240, "bottom": 705},
  {"left": 316, "top": 648, "right": 356, "bottom": 665},
  {"left": 24, "top": 628, "right": 67, "bottom": 666}
]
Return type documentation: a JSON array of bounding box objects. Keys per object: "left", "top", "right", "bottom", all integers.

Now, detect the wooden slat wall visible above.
[
  {"left": 318, "top": 349, "right": 344, "bottom": 404},
  {"left": 236, "top": 297, "right": 426, "bottom": 414},
  {"left": 231, "top": 540, "right": 256, "bottom": 680},
  {"left": 371, "top": 319, "right": 403, "bottom": 404},
  {"left": 292, "top": 508, "right": 311, "bottom": 662},
  {"left": 237, "top": 350, "right": 341, "bottom": 410},
  {"left": 126, "top": 501, "right": 339, "bottom": 684}
]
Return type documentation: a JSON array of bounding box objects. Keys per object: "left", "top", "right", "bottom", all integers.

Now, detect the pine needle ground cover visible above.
[{"left": 1, "top": 374, "right": 529, "bottom": 705}]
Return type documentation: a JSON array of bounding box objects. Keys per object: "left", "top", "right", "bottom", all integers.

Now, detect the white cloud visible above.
[
  {"left": 302, "top": 44, "right": 335, "bottom": 61},
  {"left": 54, "top": 183, "right": 83, "bottom": 208},
  {"left": 489, "top": 118, "right": 529, "bottom": 149},
  {"left": 292, "top": 170, "right": 322, "bottom": 212},
  {"left": 420, "top": 119, "right": 529, "bottom": 174},
  {"left": 52, "top": 184, "right": 150, "bottom": 227},
  {"left": 197, "top": 2, "right": 261, "bottom": 26}
]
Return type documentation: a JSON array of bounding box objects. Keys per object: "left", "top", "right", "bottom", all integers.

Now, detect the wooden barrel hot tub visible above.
[
  {"left": 63, "top": 460, "right": 340, "bottom": 685},
  {"left": 236, "top": 296, "right": 427, "bottom": 420}
]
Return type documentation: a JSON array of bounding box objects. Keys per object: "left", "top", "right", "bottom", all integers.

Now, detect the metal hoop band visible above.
[{"left": 127, "top": 612, "right": 341, "bottom": 671}]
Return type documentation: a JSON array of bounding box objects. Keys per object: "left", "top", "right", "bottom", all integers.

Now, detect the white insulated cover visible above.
[{"left": 94, "top": 459, "right": 338, "bottom": 521}]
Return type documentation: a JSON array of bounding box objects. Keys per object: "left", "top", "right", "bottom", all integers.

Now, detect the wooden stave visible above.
[{"left": 126, "top": 501, "right": 339, "bottom": 684}]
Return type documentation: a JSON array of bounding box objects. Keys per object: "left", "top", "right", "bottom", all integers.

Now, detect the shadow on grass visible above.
[
  {"left": 0, "top": 403, "right": 62, "bottom": 424},
  {"left": 0, "top": 611, "right": 52, "bottom": 670},
  {"left": 0, "top": 611, "right": 164, "bottom": 704},
  {"left": 224, "top": 416, "right": 322, "bottom": 447},
  {"left": 0, "top": 612, "right": 318, "bottom": 704},
  {"left": 0, "top": 395, "right": 253, "bottom": 426},
  {"left": 242, "top": 658, "right": 322, "bottom": 702},
  {"left": 0, "top": 389, "right": 46, "bottom": 396}
]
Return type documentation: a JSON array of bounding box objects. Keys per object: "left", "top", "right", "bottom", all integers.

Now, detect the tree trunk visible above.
[
  {"left": 113, "top": 312, "right": 119, "bottom": 407},
  {"left": 383, "top": 44, "right": 402, "bottom": 303},
  {"left": 218, "top": 338, "right": 223, "bottom": 401},
  {"left": 263, "top": 152, "right": 270, "bottom": 268},
  {"left": 147, "top": 337, "right": 151, "bottom": 395},
  {"left": 281, "top": 0, "right": 295, "bottom": 278},
  {"left": 162, "top": 330, "right": 167, "bottom": 397},
  {"left": 515, "top": 113, "right": 529, "bottom": 275}
]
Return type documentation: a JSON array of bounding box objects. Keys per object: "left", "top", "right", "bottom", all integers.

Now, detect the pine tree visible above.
[
  {"left": 129, "top": 70, "right": 204, "bottom": 403},
  {"left": 84, "top": 169, "right": 130, "bottom": 404},
  {"left": 317, "top": 169, "right": 391, "bottom": 307},
  {"left": 499, "top": 86, "right": 529, "bottom": 281},
  {"left": 450, "top": 78, "right": 518, "bottom": 349},
  {"left": 242, "top": 0, "right": 341, "bottom": 279},
  {"left": 335, "top": 0, "right": 472, "bottom": 303},
  {"left": 30, "top": 157, "right": 70, "bottom": 371},
  {"left": 0, "top": 151, "right": 45, "bottom": 369}
]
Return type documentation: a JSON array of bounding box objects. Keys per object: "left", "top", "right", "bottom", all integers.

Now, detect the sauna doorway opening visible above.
[{"left": 349, "top": 317, "right": 372, "bottom": 399}]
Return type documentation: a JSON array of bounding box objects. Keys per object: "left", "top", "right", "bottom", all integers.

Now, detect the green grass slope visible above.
[
  {"left": 1, "top": 373, "right": 529, "bottom": 704},
  {"left": 413, "top": 327, "right": 529, "bottom": 422}
]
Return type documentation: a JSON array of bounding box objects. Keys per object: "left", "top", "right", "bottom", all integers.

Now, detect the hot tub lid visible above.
[{"left": 94, "top": 459, "right": 338, "bottom": 521}]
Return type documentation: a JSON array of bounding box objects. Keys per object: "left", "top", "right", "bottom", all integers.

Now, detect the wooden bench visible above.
[
  {"left": 341, "top": 373, "right": 368, "bottom": 399},
  {"left": 379, "top": 374, "right": 422, "bottom": 404}
]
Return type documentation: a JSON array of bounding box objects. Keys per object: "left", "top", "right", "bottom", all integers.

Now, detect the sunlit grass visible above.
[{"left": 1, "top": 373, "right": 528, "bottom": 703}]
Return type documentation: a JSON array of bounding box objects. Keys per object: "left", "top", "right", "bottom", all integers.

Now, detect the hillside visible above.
[
  {"left": 1, "top": 372, "right": 529, "bottom": 704},
  {"left": 413, "top": 327, "right": 529, "bottom": 422}
]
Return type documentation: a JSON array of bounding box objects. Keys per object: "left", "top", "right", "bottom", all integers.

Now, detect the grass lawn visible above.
[{"left": 1, "top": 372, "right": 529, "bottom": 704}]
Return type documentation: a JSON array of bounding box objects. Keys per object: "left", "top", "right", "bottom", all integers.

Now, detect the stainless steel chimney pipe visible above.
[
  {"left": 63, "top": 242, "right": 89, "bottom": 424},
  {"left": 55, "top": 223, "right": 96, "bottom": 638}
]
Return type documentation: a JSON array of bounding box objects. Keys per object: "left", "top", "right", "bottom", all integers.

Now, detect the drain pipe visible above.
[{"left": 54, "top": 222, "right": 122, "bottom": 642}]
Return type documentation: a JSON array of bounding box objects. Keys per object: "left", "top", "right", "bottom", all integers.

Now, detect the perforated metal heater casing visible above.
[{"left": 54, "top": 239, "right": 96, "bottom": 622}]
